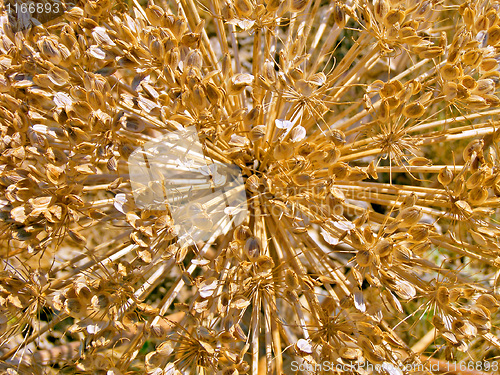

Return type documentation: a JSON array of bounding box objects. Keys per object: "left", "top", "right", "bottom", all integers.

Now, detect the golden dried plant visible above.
[{"left": 1, "top": 0, "right": 500, "bottom": 374}]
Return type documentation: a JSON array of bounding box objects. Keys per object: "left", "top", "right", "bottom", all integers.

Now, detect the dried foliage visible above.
[{"left": 1, "top": 0, "right": 500, "bottom": 374}]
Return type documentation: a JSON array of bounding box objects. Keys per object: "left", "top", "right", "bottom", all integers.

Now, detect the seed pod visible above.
[
  {"left": 469, "top": 305, "right": 491, "bottom": 325},
  {"left": 409, "top": 156, "right": 431, "bottom": 166},
  {"left": 91, "top": 292, "right": 112, "bottom": 312},
  {"left": 353, "top": 211, "right": 369, "bottom": 228},
  {"left": 249, "top": 125, "right": 266, "bottom": 142},
  {"left": 438, "top": 166, "right": 453, "bottom": 186},
  {"left": 466, "top": 169, "right": 485, "bottom": 189},
  {"left": 375, "top": 238, "right": 393, "bottom": 257},
  {"left": 476, "top": 294, "right": 499, "bottom": 313},
  {"left": 150, "top": 39, "right": 165, "bottom": 60},
  {"left": 474, "top": 79, "right": 495, "bottom": 95},
  {"left": 229, "top": 73, "right": 254, "bottom": 95},
  {"left": 453, "top": 175, "right": 465, "bottom": 195},
  {"left": 469, "top": 186, "right": 488, "bottom": 205},
  {"left": 436, "top": 286, "right": 450, "bottom": 305},
  {"left": 400, "top": 192, "right": 417, "bottom": 211},
  {"left": 384, "top": 9, "right": 403, "bottom": 27},
  {"left": 443, "top": 81, "right": 458, "bottom": 101},
  {"left": 327, "top": 129, "right": 346, "bottom": 146},
  {"left": 333, "top": 3, "right": 347, "bottom": 27},
  {"left": 465, "top": 95, "right": 488, "bottom": 110},
  {"left": 442, "top": 331, "right": 460, "bottom": 346},
  {"left": 166, "top": 48, "right": 180, "bottom": 69},
  {"left": 348, "top": 166, "right": 368, "bottom": 181},
  {"left": 234, "top": 225, "right": 251, "bottom": 242},
  {"left": 291, "top": 0, "right": 309, "bottom": 12},
  {"left": 484, "top": 94, "right": 500, "bottom": 107},
  {"left": 487, "top": 25, "right": 500, "bottom": 46},
  {"left": 293, "top": 173, "right": 312, "bottom": 186},
  {"left": 87, "top": 89, "right": 105, "bottom": 110},
  {"left": 68, "top": 229, "right": 86, "bottom": 244},
  {"left": 274, "top": 142, "right": 293, "bottom": 160},
  {"left": 64, "top": 298, "right": 87, "bottom": 318},
  {"left": 440, "top": 63, "right": 460, "bottom": 80},
  {"left": 383, "top": 95, "right": 397, "bottom": 110},
  {"left": 37, "top": 37, "right": 62, "bottom": 65},
  {"left": 373, "top": 0, "right": 389, "bottom": 23},
  {"left": 419, "top": 46, "right": 444, "bottom": 59},
  {"left": 463, "top": 139, "right": 484, "bottom": 162},
  {"left": 455, "top": 200, "right": 473, "bottom": 216},
  {"left": 339, "top": 347, "right": 362, "bottom": 361},
  {"left": 52, "top": 293, "right": 66, "bottom": 311},
  {"left": 256, "top": 255, "right": 274, "bottom": 274},
  {"left": 480, "top": 58, "right": 498, "bottom": 72},
  {"left": 329, "top": 162, "right": 349, "bottom": 180},
  {"left": 185, "top": 50, "right": 202, "bottom": 71},
  {"left": 356, "top": 250, "right": 373, "bottom": 267},
  {"left": 403, "top": 102, "right": 425, "bottom": 118},
  {"left": 412, "top": 241, "right": 431, "bottom": 255},
  {"left": 363, "top": 226, "right": 376, "bottom": 245},
  {"left": 205, "top": 82, "right": 222, "bottom": 107},
  {"left": 409, "top": 224, "right": 429, "bottom": 242},
  {"left": 378, "top": 99, "right": 390, "bottom": 119},
  {"left": 234, "top": 0, "right": 253, "bottom": 17},
  {"left": 266, "top": 0, "right": 282, "bottom": 12},
  {"left": 448, "top": 288, "right": 462, "bottom": 303},
  {"left": 244, "top": 237, "right": 261, "bottom": 259},
  {"left": 364, "top": 344, "right": 385, "bottom": 364},
  {"left": 285, "top": 269, "right": 300, "bottom": 289}
]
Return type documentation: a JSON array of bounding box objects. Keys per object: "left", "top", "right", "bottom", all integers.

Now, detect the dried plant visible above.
[{"left": 1, "top": 0, "right": 500, "bottom": 374}]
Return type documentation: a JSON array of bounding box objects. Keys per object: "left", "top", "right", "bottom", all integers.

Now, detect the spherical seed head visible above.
[{"left": 4, "top": 0, "right": 500, "bottom": 371}]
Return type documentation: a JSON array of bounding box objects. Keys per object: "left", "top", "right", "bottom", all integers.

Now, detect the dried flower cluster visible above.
[{"left": 1, "top": 0, "right": 500, "bottom": 373}]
